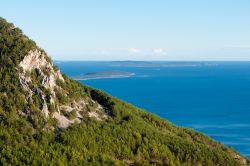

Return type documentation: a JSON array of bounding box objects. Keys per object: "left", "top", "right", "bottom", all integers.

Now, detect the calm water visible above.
[{"left": 57, "top": 61, "right": 250, "bottom": 157}]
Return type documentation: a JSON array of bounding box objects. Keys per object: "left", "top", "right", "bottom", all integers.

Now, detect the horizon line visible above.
[{"left": 53, "top": 59, "right": 250, "bottom": 62}]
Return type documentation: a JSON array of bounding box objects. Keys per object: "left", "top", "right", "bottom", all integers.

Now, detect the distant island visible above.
[
  {"left": 72, "top": 71, "right": 135, "bottom": 80},
  {"left": 108, "top": 61, "right": 218, "bottom": 67}
]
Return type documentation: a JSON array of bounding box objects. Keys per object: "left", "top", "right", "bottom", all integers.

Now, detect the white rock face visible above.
[
  {"left": 18, "top": 49, "right": 65, "bottom": 118},
  {"left": 54, "top": 100, "right": 106, "bottom": 128},
  {"left": 19, "top": 73, "right": 31, "bottom": 91},
  {"left": 53, "top": 112, "right": 73, "bottom": 128},
  {"left": 18, "top": 49, "right": 107, "bottom": 127},
  {"left": 19, "top": 49, "right": 64, "bottom": 90},
  {"left": 41, "top": 94, "right": 49, "bottom": 117},
  {"left": 20, "top": 50, "right": 48, "bottom": 71}
]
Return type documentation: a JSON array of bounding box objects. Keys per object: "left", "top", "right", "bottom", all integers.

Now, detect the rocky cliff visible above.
[{"left": 18, "top": 49, "right": 106, "bottom": 128}]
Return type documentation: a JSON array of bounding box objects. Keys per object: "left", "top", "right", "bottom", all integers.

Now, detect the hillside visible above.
[{"left": 0, "top": 17, "right": 249, "bottom": 165}]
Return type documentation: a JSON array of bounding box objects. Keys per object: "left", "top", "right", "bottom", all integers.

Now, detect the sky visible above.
[{"left": 1, "top": 0, "right": 250, "bottom": 61}]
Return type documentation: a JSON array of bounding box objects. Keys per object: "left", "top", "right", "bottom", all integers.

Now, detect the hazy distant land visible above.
[{"left": 108, "top": 61, "right": 218, "bottom": 67}]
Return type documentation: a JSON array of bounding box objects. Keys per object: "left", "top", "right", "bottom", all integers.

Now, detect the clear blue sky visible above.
[{"left": 1, "top": 0, "right": 250, "bottom": 60}]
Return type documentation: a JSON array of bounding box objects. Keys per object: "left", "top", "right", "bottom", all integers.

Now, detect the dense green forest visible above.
[{"left": 0, "top": 17, "right": 249, "bottom": 165}]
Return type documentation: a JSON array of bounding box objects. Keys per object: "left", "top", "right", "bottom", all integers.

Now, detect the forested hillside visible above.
[{"left": 0, "top": 17, "right": 248, "bottom": 165}]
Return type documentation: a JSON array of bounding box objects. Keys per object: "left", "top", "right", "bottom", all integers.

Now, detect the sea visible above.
[{"left": 56, "top": 61, "right": 250, "bottom": 157}]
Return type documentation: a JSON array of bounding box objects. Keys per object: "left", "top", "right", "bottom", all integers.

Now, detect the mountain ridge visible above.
[{"left": 0, "top": 17, "right": 249, "bottom": 165}]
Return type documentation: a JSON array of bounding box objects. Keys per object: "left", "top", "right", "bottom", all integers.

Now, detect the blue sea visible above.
[{"left": 57, "top": 61, "right": 250, "bottom": 157}]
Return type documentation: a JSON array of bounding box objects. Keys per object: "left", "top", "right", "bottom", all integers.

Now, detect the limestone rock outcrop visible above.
[{"left": 18, "top": 49, "right": 107, "bottom": 128}]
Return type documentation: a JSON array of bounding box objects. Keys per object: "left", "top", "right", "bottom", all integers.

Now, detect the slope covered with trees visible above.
[{"left": 0, "top": 17, "right": 249, "bottom": 165}]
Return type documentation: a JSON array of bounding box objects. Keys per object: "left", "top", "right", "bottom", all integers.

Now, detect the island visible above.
[{"left": 72, "top": 71, "right": 135, "bottom": 80}]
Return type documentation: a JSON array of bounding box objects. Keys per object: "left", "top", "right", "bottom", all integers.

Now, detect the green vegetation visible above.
[{"left": 0, "top": 17, "right": 249, "bottom": 165}]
